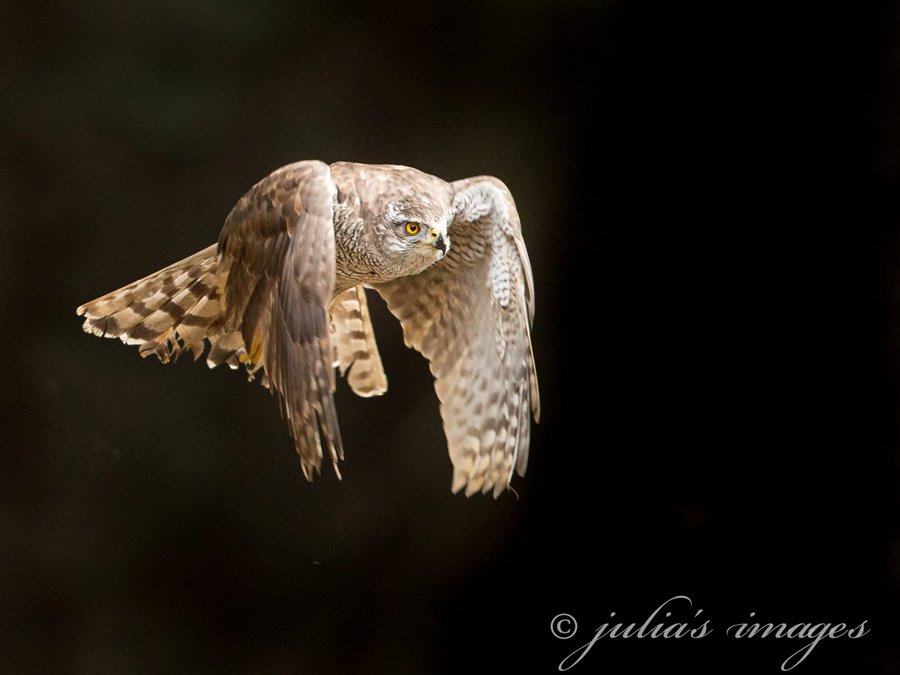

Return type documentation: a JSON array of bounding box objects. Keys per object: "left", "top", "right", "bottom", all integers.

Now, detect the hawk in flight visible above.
[{"left": 77, "top": 161, "right": 539, "bottom": 497}]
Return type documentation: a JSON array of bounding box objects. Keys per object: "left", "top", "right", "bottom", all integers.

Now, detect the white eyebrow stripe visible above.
[{"left": 385, "top": 202, "right": 404, "bottom": 221}]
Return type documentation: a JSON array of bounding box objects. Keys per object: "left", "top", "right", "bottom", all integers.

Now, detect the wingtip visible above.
[
  {"left": 300, "top": 462, "right": 315, "bottom": 482},
  {"left": 451, "top": 469, "right": 467, "bottom": 494},
  {"left": 451, "top": 458, "right": 521, "bottom": 497},
  {"left": 464, "top": 473, "right": 485, "bottom": 496}
]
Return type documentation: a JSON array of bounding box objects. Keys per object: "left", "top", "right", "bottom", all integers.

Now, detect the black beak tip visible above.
[{"left": 435, "top": 235, "right": 447, "bottom": 256}]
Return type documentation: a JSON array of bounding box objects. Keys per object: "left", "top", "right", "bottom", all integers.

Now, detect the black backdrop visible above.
[{"left": 1, "top": 1, "right": 897, "bottom": 673}]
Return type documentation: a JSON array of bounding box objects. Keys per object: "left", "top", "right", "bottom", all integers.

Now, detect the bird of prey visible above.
[{"left": 76, "top": 161, "right": 539, "bottom": 497}]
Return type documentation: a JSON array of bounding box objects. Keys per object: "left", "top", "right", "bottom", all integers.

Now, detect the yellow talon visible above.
[{"left": 240, "top": 335, "right": 263, "bottom": 365}]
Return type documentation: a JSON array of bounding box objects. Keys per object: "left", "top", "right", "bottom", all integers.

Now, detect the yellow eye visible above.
[{"left": 405, "top": 222, "right": 420, "bottom": 235}]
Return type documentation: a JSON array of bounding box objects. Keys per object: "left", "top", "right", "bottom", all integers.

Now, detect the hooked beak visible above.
[{"left": 428, "top": 227, "right": 449, "bottom": 256}]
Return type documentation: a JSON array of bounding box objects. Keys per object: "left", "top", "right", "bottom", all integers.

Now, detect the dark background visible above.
[{"left": 1, "top": 1, "right": 898, "bottom": 673}]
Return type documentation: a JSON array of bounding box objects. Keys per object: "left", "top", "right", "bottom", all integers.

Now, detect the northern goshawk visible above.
[{"left": 77, "top": 161, "right": 539, "bottom": 497}]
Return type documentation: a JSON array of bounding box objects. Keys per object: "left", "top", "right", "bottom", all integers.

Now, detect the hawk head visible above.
[
  {"left": 376, "top": 197, "right": 450, "bottom": 272},
  {"left": 330, "top": 161, "right": 456, "bottom": 282}
]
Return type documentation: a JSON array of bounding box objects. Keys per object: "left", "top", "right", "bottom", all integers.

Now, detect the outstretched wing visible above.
[
  {"left": 217, "top": 160, "right": 342, "bottom": 479},
  {"left": 374, "top": 176, "right": 539, "bottom": 497}
]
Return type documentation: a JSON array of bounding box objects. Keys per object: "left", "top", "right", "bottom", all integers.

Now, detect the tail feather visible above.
[
  {"left": 77, "top": 244, "right": 245, "bottom": 366},
  {"left": 329, "top": 286, "right": 388, "bottom": 397}
]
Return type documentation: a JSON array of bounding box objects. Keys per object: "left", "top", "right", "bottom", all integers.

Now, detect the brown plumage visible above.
[{"left": 77, "top": 160, "right": 538, "bottom": 496}]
